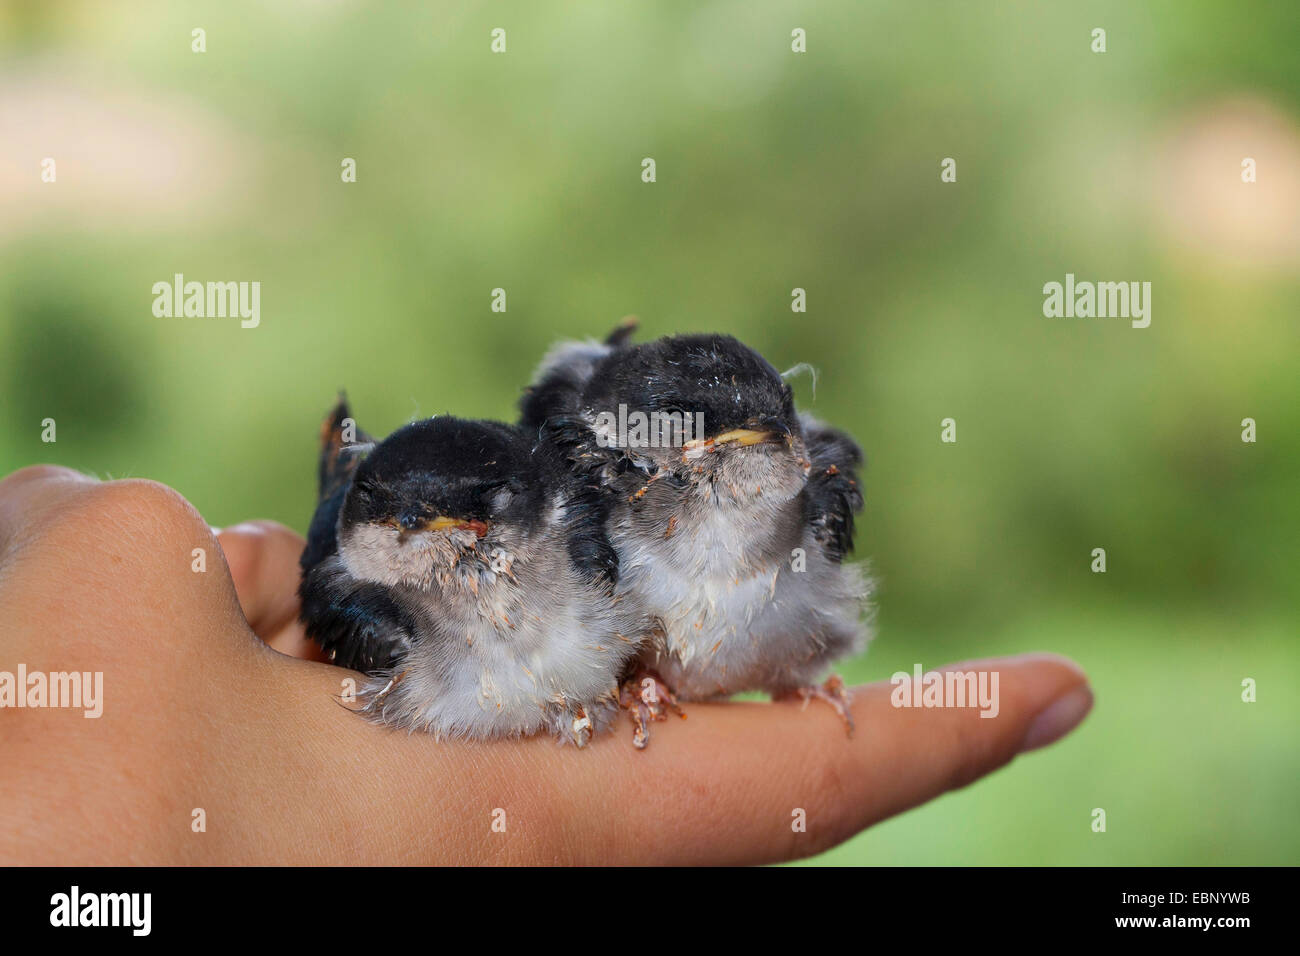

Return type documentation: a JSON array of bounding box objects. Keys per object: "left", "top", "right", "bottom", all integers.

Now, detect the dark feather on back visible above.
[{"left": 802, "top": 419, "right": 865, "bottom": 561}]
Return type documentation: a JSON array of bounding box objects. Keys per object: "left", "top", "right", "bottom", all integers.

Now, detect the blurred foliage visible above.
[{"left": 1, "top": 1, "right": 1296, "bottom": 864}]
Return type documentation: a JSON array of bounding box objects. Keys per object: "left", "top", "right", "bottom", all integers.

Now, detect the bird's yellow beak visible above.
[
  {"left": 426, "top": 515, "right": 489, "bottom": 536},
  {"left": 682, "top": 428, "right": 774, "bottom": 455},
  {"left": 425, "top": 515, "right": 465, "bottom": 531},
  {"left": 712, "top": 428, "right": 771, "bottom": 447},
  {"left": 392, "top": 515, "right": 489, "bottom": 538}
]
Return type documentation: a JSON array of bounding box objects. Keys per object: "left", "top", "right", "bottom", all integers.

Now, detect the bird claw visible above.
[
  {"left": 356, "top": 668, "right": 409, "bottom": 714},
  {"left": 619, "top": 672, "right": 685, "bottom": 750},
  {"left": 783, "top": 674, "right": 855, "bottom": 737},
  {"left": 570, "top": 706, "right": 594, "bottom": 748}
]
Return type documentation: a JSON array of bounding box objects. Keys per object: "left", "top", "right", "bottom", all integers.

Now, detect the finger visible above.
[
  {"left": 217, "top": 521, "right": 324, "bottom": 661},
  {"left": 216, "top": 521, "right": 303, "bottom": 632},
  {"left": 577, "top": 653, "right": 1091, "bottom": 864},
  {"left": 265, "top": 652, "right": 1088, "bottom": 864}
]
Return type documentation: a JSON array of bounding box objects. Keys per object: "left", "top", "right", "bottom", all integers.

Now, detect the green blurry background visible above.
[{"left": 2, "top": 1, "right": 1296, "bottom": 864}]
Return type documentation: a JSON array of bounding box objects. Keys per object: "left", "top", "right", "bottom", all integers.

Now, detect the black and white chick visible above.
[
  {"left": 297, "top": 397, "right": 651, "bottom": 746},
  {"left": 520, "top": 322, "right": 871, "bottom": 746}
]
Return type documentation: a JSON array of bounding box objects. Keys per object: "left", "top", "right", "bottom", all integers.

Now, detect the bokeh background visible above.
[{"left": 2, "top": 1, "right": 1297, "bottom": 864}]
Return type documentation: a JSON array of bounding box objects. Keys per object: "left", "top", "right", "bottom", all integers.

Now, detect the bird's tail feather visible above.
[
  {"left": 317, "top": 391, "right": 373, "bottom": 501},
  {"left": 604, "top": 315, "right": 639, "bottom": 347}
]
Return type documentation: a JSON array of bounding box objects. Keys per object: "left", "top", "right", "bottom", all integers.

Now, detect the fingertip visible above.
[
  {"left": 999, "top": 654, "right": 1093, "bottom": 744},
  {"left": 935, "top": 651, "right": 1088, "bottom": 685},
  {"left": 1019, "top": 683, "right": 1094, "bottom": 754},
  {"left": 928, "top": 653, "right": 1091, "bottom": 735},
  {"left": 1005, "top": 651, "right": 1089, "bottom": 682},
  {"left": 217, "top": 520, "right": 306, "bottom": 638},
  {"left": 218, "top": 520, "right": 303, "bottom": 584}
]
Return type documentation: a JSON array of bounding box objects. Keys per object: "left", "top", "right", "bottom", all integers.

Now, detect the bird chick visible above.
[
  {"left": 298, "top": 397, "right": 651, "bottom": 746},
  {"left": 520, "top": 323, "right": 871, "bottom": 745}
]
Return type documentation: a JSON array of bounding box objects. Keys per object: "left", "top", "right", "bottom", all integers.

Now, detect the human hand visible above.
[{"left": 0, "top": 466, "right": 1092, "bottom": 865}]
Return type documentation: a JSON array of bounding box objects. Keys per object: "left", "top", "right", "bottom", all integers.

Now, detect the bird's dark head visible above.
[
  {"left": 338, "top": 417, "right": 544, "bottom": 589},
  {"left": 583, "top": 334, "right": 809, "bottom": 502}
]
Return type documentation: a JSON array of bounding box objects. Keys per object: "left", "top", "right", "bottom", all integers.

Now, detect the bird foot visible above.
[
  {"left": 354, "top": 668, "right": 410, "bottom": 715},
  {"left": 779, "top": 674, "right": 854, "bottom": 737},
  {"left": 569, "top": 706, "right": 594, "bottom": 748},
  {"left": 619, "top": 672, "right": 685, "bottom": 750}
]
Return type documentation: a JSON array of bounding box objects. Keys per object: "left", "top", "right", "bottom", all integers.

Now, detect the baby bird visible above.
[
  {"left": 520, "top": 323, "right": 870, "bottom": 745},
  {"left": 298, "top": 397, "right": 650, "bottom": 746}
]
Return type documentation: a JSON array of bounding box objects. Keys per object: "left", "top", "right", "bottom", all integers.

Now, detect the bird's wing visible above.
[
  {"left": 518, "top": 317, "right": 637, "bottom": 431},
  {"left": 297, "top": 559, "right": 414, "bottom": 672},
  {"left": 560, "top": 477, "right": 621, "bottom": 587},
  {"left": 523, "top": 420, "right": 623, "bottom": 588},
  {"left": 298, "top": 397, "right": 409, "bottom": 673},
  {"left": 520, "top": 319, "right": 657, "bottom": 587},
  {"left": 800, "top": 413, "right": 865, "bottom": 562}
]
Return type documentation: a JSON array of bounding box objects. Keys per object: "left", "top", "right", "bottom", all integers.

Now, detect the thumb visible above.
[{"left": 217, "top": 521, "right": 327, "bottom": 662}]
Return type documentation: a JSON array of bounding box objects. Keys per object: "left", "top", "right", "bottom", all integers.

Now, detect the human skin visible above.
[{"left": 0, "top": 465, "right": 1092, "bottom": 865}]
